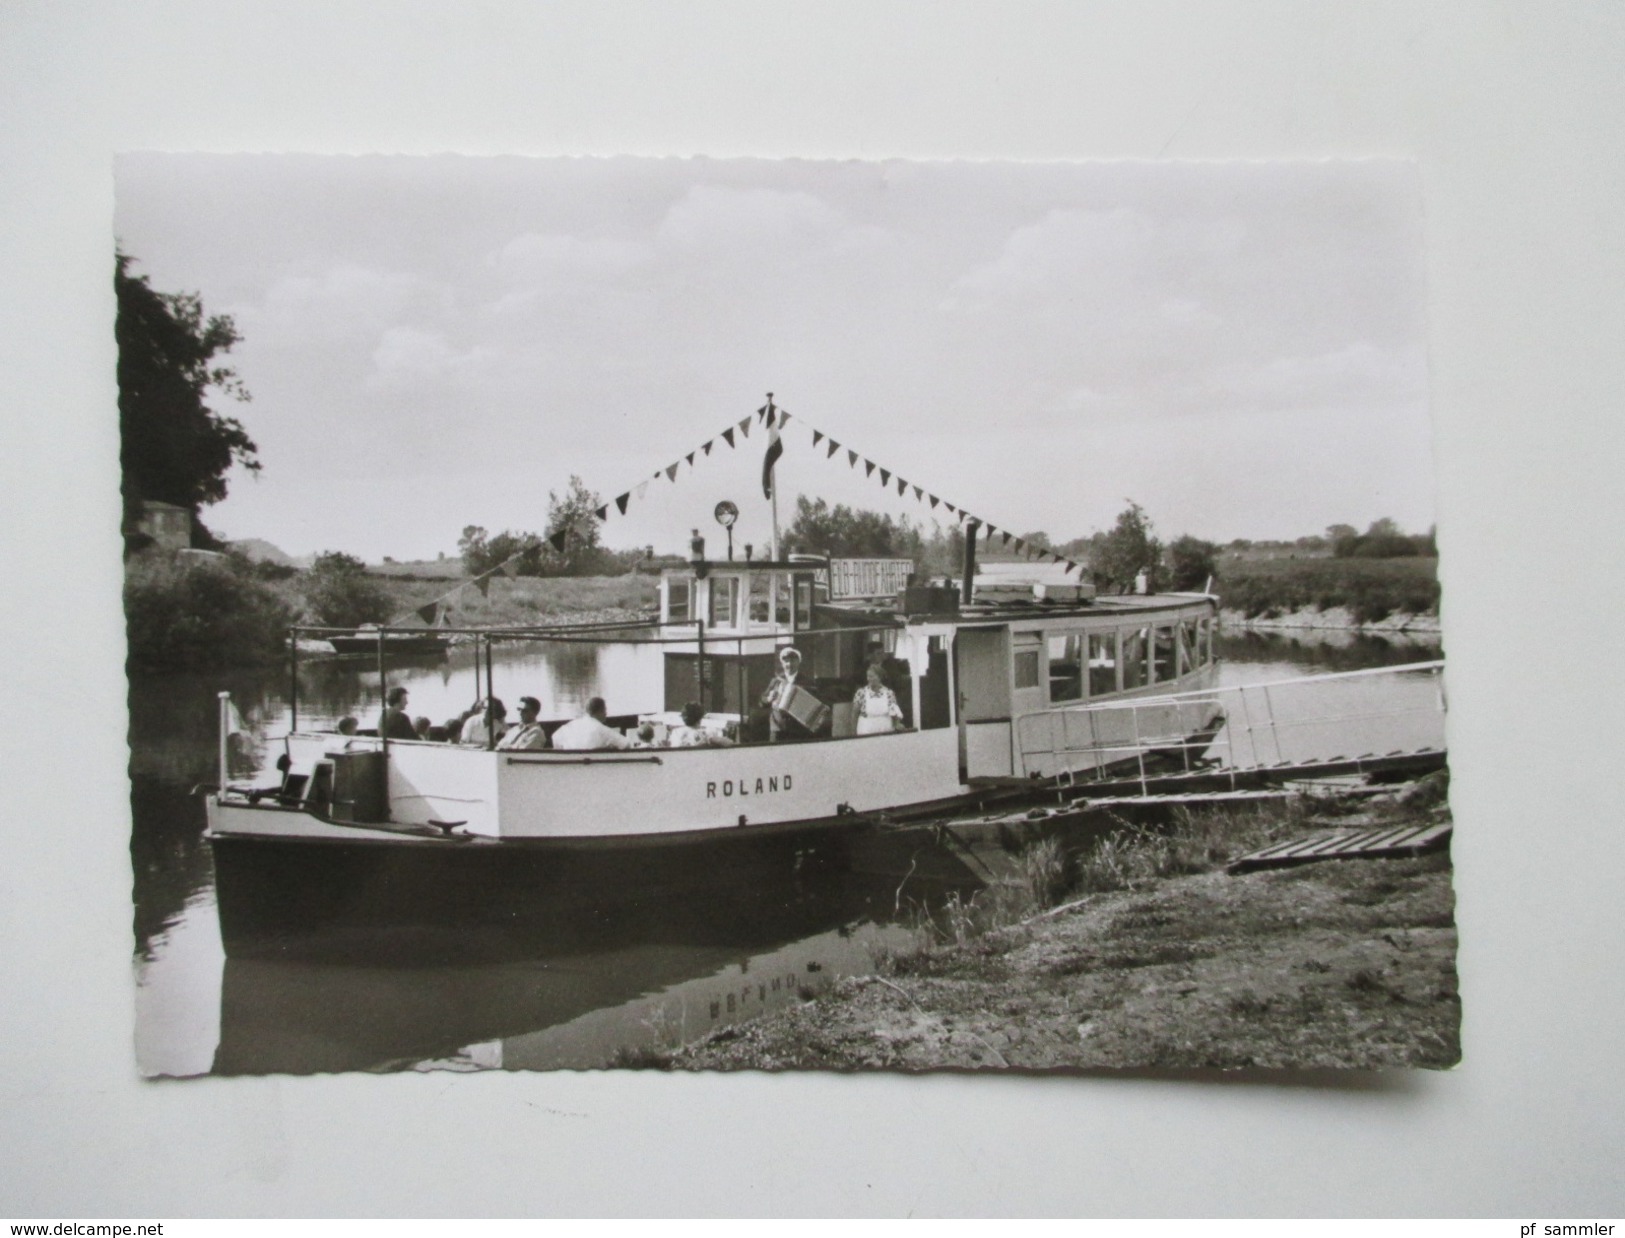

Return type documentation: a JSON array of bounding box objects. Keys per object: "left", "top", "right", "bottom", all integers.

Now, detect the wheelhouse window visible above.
[
  {"left": 1152, "top": 625, "right": 1177, "bottom": 683},
  {"left": 667, "top": 578, "right": 692, "bottom": 623},
  {"left": 1013, "top": 647, "right": 1041, "bottom": 691},
  {"left": 1047, "top": 633, "right": 1083, "bottom": 703},
  {"left": 1088, "top": 632, "right": 1118, "bottom": 696},
  {"left": 794, "top": 576, "right": 813, "bottom": 629},
  {"left": 1122, "top": 627, "right": 1149, "bottom": 690},
  {"left": 709, "top": 577, "right": 738, "bottom": 627},
  {"left": 747, "top": 573, "right": 772, "bottom": 624}
]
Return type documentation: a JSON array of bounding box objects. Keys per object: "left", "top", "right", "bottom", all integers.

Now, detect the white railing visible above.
[{"left": 1012, "top": 660, "right": 1447, "bottom": 788}]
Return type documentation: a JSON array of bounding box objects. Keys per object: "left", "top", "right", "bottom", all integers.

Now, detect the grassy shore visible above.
[
  {"left": 657, "top": 789, "right": 1458, "bottom": 1072},
  {"left": 1218, "top": 556, "right": 1439, "bottom": 624},
  {"left": 369, "top": 572, "right": 659, "bottom": 629}
]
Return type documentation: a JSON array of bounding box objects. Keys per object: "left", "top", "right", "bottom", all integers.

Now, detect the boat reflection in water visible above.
[{"left": 211, "top": 827, "right": 985, "bottom": 1075}]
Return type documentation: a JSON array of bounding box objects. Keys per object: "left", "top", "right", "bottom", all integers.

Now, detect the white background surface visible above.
[{"left": 2, "top": 1, "right": 1622, "bottom": 1218}]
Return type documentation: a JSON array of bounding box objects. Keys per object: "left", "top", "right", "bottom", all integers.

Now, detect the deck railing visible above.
[{"left": 1012, "top": 660, "right": 1447, "bottom": 791}]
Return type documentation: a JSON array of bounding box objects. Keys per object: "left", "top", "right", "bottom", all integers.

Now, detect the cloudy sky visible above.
[{"left": 114, "top": 155, "right": 1433, "bottom": 562}]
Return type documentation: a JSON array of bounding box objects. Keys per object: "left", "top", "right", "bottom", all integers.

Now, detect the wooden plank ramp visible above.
[{"left": 1227, "top": 819, "right": 1452, "bottom": 874}]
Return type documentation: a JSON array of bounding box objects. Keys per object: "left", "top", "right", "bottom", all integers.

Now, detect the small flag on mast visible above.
[{"left": 762, "top": 404, "right": 784, "bottom": 499}]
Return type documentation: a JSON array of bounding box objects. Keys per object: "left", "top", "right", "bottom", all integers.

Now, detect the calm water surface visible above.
[{"left": 131, "top": 627, "right": 1442, "bottom": 1076}]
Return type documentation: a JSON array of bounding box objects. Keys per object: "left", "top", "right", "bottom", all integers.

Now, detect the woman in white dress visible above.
[{"left": 852, "top": 665, "right": 905, "bottom": 736}]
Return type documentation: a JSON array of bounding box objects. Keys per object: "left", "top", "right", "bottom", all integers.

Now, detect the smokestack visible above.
[{"left": 961, "top": 520, "right": 980, "bottom": 606}]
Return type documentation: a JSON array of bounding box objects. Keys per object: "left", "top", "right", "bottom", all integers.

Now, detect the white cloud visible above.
[
  {"left": 243, "top": 264, "right": 444, "bottom": 345},
  {"left": 367, "top": 326, "right": 494, "bottom": 388},
  {"left": 492, "top": 232, "right": 650, "bottom": 286}
]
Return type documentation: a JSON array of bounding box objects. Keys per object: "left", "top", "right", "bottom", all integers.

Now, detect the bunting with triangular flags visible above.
[
  {"left": 827, "top": 439, "right": 840, "bottom": 459},
  {"left": 686, "top": 452, "right": 695, "bottom": 467},
  {"left": 864, "top": 460, "right": 876, "bottom": 478},
  {"left": 501, "top": 557, "right": 520, "bottom": 578},
  {"left": 416, "top": 602, "right": 439, "bottom": 624},
  {"left": 636, "top": 481, "right": 649, "bottom": 500},
  {"left": 548, "top": 529, "right": 568, "bottom": 552},
  {"left": 615, "top": 493, "right": 630, "bottom": 515},
  {"left": 912, "top": 485, "right": 923, "bottom": 501},
  {"left": 474, "top": 575, "right": 490, "bottom": 597},
  {"left": 812, "top": 430, "right": 824, "bottom": 448},
  {"left": 896, "top": 477, "right": 907, "bottom": 496},
  {"left": 778, "top": 411, "right": 791, "bottom": 427},
  {"left": 848, "top": 449, "right": 858, "bottom": 467},
  {"left": 722, "top": 427, "right": 736, "bottom": 448},
  {"left": 665, "top": 462, "right": 679, "bottom": 482},
  {"left": 738, "top": 417, "right": 751, "bottom": 437},
  {"left": 1000, "top": 532, "right": 1011, "bottom": 547},
  {"left": 928, "top": 495, "right": 939, "bottom": 509},
  {"left": 594, "top": 505, "right": 608, "bottom": 522},
  {"left": 703, "top": 440, "right": 713, "bottom": 455},
  {"left": 879, "top": 468, "right": 891, "bottom": 485}
]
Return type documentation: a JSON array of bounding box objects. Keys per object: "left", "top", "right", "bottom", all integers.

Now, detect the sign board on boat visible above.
[{"left": 825, "top": 558, "right": 915, "bottom": 600}]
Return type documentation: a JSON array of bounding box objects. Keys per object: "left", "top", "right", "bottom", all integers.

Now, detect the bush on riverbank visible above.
[
  {"left": 124, "top": 554, "right": 293, "bottom": 672},
  {"left": 300, "top": 551, "right": 394, "bottom": 628},
  {"left": 1219, "top": 556, "right": 1438, "bottom": 623}
]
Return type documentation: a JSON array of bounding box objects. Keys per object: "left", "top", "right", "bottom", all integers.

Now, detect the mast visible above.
[{"left": 767, "top": 392, "right": 780, "bottom": 562}]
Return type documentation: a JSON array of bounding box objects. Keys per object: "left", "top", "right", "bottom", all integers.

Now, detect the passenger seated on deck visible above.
[
  {"left": 550, "top": 697, "right": 630, "bottom": 751},
  {"left": 336, "top": 716, "right": 358, "bottom": 736},
  {"left": 413, "top": 716, "right": 432, "bottom": 740},
  {"left": 497, "top": 696, "right": 550, "bottom": 750},
  {"left": 669, "top": 701, "right": 734, "bottom": 748},
  {"left": 460, "top": 697, "right": 507, "bottom": 746},
  {"left": 629, "top": 723, "right": 659, "bottom": 748},
  {"left": 379, "top": 687, "right": 419, "bottom": 741}
]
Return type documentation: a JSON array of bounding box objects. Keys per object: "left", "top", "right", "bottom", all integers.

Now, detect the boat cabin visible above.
[{"left": 654, "top": 553, "right": 1219, "bottom": 772}]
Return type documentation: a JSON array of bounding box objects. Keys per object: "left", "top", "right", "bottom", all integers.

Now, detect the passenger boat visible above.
[
  {"left": 320, "top": 625, "right": 451, "bottom": 657},
  {"left": 206, "top": 529, "right": 1221, "bottom": 956}
]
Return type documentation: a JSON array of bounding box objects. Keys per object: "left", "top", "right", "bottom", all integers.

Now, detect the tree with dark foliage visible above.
[
  {"left": 1092, "top": 501, "right": 1165, "bottom": 594},
  {"left": 1166, "top": 534, "right": 1220, "bottom": 592},
  {"left": 116, "top": 252, "right": 257, "bottom": 548}
]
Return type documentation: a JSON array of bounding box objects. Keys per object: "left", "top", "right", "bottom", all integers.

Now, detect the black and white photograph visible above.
[{"left": 119, "top": 154, "right": 1457, "bottom": 1076}]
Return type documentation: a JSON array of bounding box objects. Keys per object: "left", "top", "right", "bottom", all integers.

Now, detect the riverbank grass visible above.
[
  {"left": 664, "top": 790, "right": 1458, "bottom": 1071},
  {"left": 1219, "top": 556, "right": 1439, "bottom": 624}
]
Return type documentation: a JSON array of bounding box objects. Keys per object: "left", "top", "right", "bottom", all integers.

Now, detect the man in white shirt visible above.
[
  {"left": 460, "top": 697, "right": 508, "bottom": 747},
  {"left": 496, "top": 696, "right": 549, "bottom": 750},
  {"left": 550, "top": 697, "right": 631, "bottom": 751},
  {"left": 761, "top": 646, "right": 824, "bottom": 741}
]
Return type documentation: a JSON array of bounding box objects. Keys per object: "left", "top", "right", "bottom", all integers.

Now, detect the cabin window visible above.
[
  {"left": 1152, "top": 625, "right": 1177, "bottom": 682},
  {"left": 773, "top": 574, "right": 791, "bottom": 624},
  {"left": 1047, "top": 633, "right": 1083, "bottom": 703},
  {"left": 668, "top": 578, "right": 692, "bottom": 623},
  {"left": 709, "top": 577, "right": 738, "bottom": 627},
  {"left": 1122, "top": 627, "right": 1149, "bottom": 689},
  {"left": 1088, "top": 632, "right": 1118, "bottom": 696},
  {"left": 747, "top": 573, "right": 772, "bottom": 624},
  {"left": 1176, "top": 619, "right": 1198, "bottom": 675},
  {"left": 1013, "top": 648, "right": 1041, "bottom": 690},
  {"left": 794, "top": 577, "right": 813, "bottom": 629}
]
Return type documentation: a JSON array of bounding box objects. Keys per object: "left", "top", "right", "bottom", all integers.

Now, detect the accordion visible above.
[{"left": 780, "top": 684, "right": 831, "bottom": 733}]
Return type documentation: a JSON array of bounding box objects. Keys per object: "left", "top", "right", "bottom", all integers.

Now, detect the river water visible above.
[{"left": 130, "top": 627, "right": 1443, "bottom": 1076}]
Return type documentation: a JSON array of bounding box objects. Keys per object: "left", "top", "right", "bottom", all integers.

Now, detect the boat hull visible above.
[{"left": 206, "top": 813, "right": 987, "bottom": 963}]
